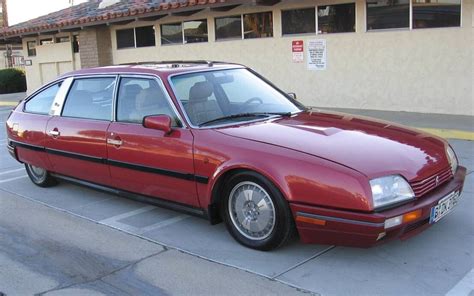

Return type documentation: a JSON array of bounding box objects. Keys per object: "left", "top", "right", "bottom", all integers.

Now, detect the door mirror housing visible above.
[
  {"left": 288, "top": 92, "right": 297, "bottom": 100},
  {"left": 143, "top": 115, "right": 172, "bottom": 134}
]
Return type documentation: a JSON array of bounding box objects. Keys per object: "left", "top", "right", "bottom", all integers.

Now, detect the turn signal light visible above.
[
  {"left": 296, "top": 216, "right": 326, "bottom": 226},
  {"left": 385, "top": 209, "right": 423, "bottom": 229},
  {"left": 402, "top": 209, "right": 422, "bottom": 223}
]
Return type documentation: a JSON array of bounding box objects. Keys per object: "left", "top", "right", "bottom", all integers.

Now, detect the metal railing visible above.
[{"left": 3, "top": 53, "right": 25, "bottom": 70}]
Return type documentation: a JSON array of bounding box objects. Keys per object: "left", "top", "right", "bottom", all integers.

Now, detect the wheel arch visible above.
[{"left": 206, "top": 164, "right": 291, "bottom": 225}]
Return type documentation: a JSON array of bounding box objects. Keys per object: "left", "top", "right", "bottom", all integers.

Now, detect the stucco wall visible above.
[
  {"left": 22, "top": 33, "right": 80, "bottom": 94},
  {"left": 109, "top": 0, "right": 473, "bottom": 116}
]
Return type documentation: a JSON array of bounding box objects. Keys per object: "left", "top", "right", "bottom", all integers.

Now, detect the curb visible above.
[{"left": 416, "top": 128, "right": 474, "bottom": 141}]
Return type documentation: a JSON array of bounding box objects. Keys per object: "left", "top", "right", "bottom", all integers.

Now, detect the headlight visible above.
[
  {"left": 447, "top": 146, "right": 458, "bottom": 175},
  {"left": 370, "top": 175, "right": 415, "bottom": 209}
]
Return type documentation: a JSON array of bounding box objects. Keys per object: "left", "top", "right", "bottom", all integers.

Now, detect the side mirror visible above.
[
  {"left": 288, "top": 92, "right": 297, "bottom": 100},
  {"left": 143, "top": 115, "right": 172, "bottom": 134}
]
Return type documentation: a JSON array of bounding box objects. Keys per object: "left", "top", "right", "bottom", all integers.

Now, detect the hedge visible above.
[{"left": 0, "top": 68, "right": 27, "bottom": 94}]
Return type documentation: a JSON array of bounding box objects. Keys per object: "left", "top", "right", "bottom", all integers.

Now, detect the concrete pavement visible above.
[{"left": 0, "top": 190, "right": 304, "bottom": 296}]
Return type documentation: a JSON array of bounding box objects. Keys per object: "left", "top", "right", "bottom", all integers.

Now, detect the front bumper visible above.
[{"left": 291, "top": 166, "right": 467, "bottom": 247}]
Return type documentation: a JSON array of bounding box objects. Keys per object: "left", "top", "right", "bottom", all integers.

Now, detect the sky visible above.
[{"left": 8, "top": 0, "right": 90, "bottom": 25}]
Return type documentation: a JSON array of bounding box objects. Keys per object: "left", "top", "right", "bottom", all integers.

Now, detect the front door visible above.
[
  {"left": 107, "top": 76, "right": 199, "bottom": 207},
  {"left": 45, "top": 76, "right": 116, "bottom": 186}
]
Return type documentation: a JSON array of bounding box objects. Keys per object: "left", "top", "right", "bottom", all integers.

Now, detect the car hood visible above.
[{"left": 215, "top": 110, "right": 449, "bottom": 181}]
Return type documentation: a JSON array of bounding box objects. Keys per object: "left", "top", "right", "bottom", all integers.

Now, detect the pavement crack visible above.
[
  {"left": 35, "top": 249, "right": 168, "bottom": 296},
  {"left": 271, "top": 245, "right": 336, "bottom": 280}
]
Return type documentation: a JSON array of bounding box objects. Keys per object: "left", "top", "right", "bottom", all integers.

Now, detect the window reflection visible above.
[{"left": 413, "top": 0, "right": 461, "bottom": 28}]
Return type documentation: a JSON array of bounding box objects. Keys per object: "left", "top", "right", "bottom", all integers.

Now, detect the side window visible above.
[
  {"left": 117, "top": 78, "right": 179, "bottom": 126},
  {"left": 24, "top": 83, "right": 61, "bottom": 115},
  {"left": 62, "top": 77, "right": 115, "bottom": 121}
]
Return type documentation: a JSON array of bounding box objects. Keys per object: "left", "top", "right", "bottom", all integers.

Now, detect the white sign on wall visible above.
[
  {"left": 292, "top": 40, "right": 304, "bottom": 63},
  {"left": 307, "top": 39, "right": 327, "bottom": 71}
]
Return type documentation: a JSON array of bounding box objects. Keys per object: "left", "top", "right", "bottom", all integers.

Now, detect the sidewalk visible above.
[{"left": 0, "top": 92, "right": 26, "bottom": 104}]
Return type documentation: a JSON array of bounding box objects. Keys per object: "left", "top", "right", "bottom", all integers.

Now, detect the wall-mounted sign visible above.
[
  {"left": 24, "top": 60, "right": 32, "bottom": 66},
  {"left": 292, "top": 40, "right": 304, "bottom": 63},
  {"left": 307, "top": 39, "right": 326, "bottom": 71}
]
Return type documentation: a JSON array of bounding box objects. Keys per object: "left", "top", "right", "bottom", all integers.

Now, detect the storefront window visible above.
[
  {"left": 55, "top": 36, "right": 70, "bottom": 43},
  {"left": 215, "top": 16, "right": 242, "bottom": 40},
  {"left": 318, "top": 3, "right": 355, "bottom": 34},
  {"left": 161, "top": 23, "right": 183, "bottom": 45},
  {"left": 116, "top": 28, "right": 135, "bottom": 49},
  {"left": 184, "top": 20, "right": 208, "bottom": 44},
  {"left": 117, "top": 26, "right": 155, "bottom": 49},
  {"left": 40, "top": 38, "right": 53, "bottom": 45},
  {"left": 73, "top": 35, "right": 80, "bottom": 53},
  {"left": 367, "top": 0, "right": 410, "bottom": 30},
  {"left": 243, "top": 12, "right": 273, "bottom": 39},
  {"left": 27, "top": 41, "right": 36, "bottom": 57},
  {"left": 282, "top": 8, "right": 316, "bottom": 35},
  {"left": 135, "top": 26, "right": 156, "bottom": 47},
  {"left": 412, "top": 0, "right": 461, "bottom": 28}
]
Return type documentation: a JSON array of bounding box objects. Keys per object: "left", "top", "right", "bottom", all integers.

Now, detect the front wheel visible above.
[
  {"left": 25, "top": 163, "right": 58, "bottom": 187},
  {"left": 222, "top": 171, "right": 294, "bottom": 251}
]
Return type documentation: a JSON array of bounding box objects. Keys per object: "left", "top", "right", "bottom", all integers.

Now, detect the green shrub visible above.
[{"left": 0, "top": 68, "right": 27, "bottom": 94}]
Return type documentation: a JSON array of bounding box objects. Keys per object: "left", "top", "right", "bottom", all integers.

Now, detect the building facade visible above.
[{"left": 1, "top": 0, "right": 472, "bottom": 115}]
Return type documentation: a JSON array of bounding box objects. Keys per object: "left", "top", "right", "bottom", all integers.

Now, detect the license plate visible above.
[{"left": 430, "top": 191, "right": 460, "bottom": 223}]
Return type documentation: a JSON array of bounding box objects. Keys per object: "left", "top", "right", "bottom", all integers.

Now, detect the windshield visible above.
[{"left": 170, "top": 68, "right": 303, "bottom": 127}]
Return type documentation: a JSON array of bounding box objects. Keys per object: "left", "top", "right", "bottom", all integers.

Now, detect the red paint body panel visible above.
[
  {"left": 6, "top": 106, "right": 52, "bottom": 169},
  {"left": 216, "top": 111, "right": 449, "bottom": 181},
  {"left": 106, "top": 122, "right": 199, "bottom": 207},
  {"left": 191, "top": 129, "right": 372, "bottom": 212},
  {"left": 45, "top": 117, "right": 112, "bottom": 186}
]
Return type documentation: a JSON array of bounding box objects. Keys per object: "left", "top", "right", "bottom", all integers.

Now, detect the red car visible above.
[{"left": 6, "top": 62, "right": 466, "bottom": 250}]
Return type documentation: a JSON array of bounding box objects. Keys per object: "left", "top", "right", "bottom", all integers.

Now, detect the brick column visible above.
[{"left": 79, "top": 27, "right": 113, "bottom": 69}]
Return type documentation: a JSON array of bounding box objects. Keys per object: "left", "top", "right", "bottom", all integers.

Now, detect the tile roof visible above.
[{"left": 0, "top": 0, "right": 234, "bottom": 38}]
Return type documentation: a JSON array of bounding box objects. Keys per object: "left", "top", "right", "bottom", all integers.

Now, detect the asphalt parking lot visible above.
[{"left": 0, "top": 94, "right": 473, "bottom": 295}]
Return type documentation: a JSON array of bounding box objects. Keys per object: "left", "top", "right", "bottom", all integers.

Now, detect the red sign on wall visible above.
[{"left": 292, "top": 40, "right": 304, "bottom": 63}]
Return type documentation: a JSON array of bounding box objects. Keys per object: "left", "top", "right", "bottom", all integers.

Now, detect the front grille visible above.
[{"left": 410, "top": 167, "right": 453, "bottom": 198}]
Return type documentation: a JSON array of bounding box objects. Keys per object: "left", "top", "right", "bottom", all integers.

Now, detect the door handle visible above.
[
  {"left": 107, "top": 138, "right": 123, "bottom": 146},
  {"left": 49, "top": 130, "right": 60, "bottom": 137}
]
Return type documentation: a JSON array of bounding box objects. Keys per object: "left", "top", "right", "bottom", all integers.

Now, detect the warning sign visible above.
[{"left": 292, "top": 40, "right": 304, "bottom": 63}]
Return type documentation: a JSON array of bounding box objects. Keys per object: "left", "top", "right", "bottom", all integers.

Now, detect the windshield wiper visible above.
[{"left": 199, "top": 112, "right": 292, "bottom": 127}]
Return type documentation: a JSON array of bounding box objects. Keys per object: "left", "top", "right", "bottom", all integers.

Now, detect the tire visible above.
[
  {"left": 24, "top": 163, "right": 58, "bottom": 187},
  {"left": 221, "top": 171, "right": 294, "bottom": 251}
]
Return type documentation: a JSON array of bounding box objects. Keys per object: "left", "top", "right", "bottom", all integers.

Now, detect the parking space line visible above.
[
  {"left": 137, "top": 214, "right": 189, "bottom": 235},
  {"left": 99, "top": 205, "right": 156, "bottom": 224},
  {"left": 0, "top": 175, "right": 28, "bottom": 183},
  {"left": 271, "top": 245, "right": 336, "bottom": 280},
  {"left": 446, "top": 268, "right": 474, "bottom": 296},
  {"left": 0, "top": 168, "right": 25, "bottom": 176}
]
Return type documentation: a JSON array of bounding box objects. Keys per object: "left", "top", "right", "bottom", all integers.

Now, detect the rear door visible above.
[
  {"left": 45, "top": 76, "right": 116, "bottom": 186},
  {"left": 106, "top": 75, "right": 200, "bottom": 207}
]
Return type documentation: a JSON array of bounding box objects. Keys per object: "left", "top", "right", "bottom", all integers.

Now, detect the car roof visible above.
[{"left": 60, "top": 61, "right": 245, "bottom": 79}]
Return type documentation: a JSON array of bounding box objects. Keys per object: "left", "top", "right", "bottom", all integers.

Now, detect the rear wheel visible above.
[
  {"left": 222, "top": 171, "right": 294, "bottom": 251},
  {"left": 25, "top": 163, "right": 57, "bottom": 187}
]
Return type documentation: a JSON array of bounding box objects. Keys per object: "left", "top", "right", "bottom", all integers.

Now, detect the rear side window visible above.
[
  {"left": 116, "top": 77, "right": 179, "bottom": 126},
  {"left": 62, "top": 77, "right": 115, "bottom": 121},
  {"left": 24, "top": 83, "right": 61, "bottom": 115}
]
